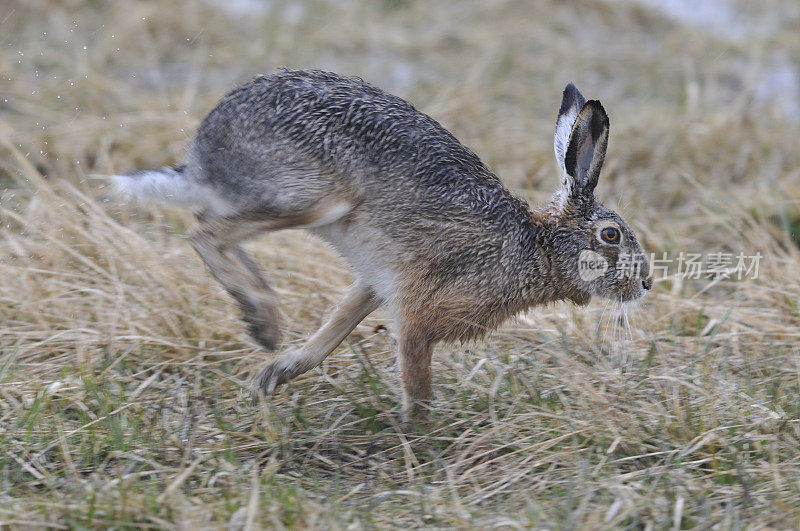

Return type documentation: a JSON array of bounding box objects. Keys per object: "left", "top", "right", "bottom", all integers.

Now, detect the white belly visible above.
[{"left": 310, "top": 219, "right": 399, "bottom": 306}]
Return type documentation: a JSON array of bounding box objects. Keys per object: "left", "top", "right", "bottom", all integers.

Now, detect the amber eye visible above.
[{"left": 600, "top": 227, "right": 621, "bottom": 244}]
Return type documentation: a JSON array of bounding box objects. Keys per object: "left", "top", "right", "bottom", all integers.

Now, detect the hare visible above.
[{"left": 113, "top": 69, "right": 651, "bottom": 424}]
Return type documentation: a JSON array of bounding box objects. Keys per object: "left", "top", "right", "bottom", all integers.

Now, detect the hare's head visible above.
[{"left": 549, "top": 84, "right": 651, "bottom": 304}]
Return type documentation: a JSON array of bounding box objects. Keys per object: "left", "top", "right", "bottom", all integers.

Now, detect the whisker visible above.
[
  {"left": 629, "top": 299, "right": 641, "bottom": 340},
  {"left": 623, "top": 303, "right": 632, "bottom": 341},
  {"left": 607, "top": 297, "right": 620, "bottom": 363},
  {"left": 603, "top": 298, "right": 616, "bottom": 348},
  {"left": 597, "top": 299, "right": 611, "bottom": 338},
  {"left": 619, "top": 299, "right": 625, "bottom": 344},
  {"left": 620, "top": 302, "right": 626, "bottom": 341}
]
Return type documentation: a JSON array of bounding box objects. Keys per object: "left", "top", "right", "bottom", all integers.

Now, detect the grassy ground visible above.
[{"left": 1, "top": 0, "right": 799, "bottom": 528}]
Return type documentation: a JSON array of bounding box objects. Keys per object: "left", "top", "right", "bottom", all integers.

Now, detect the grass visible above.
[{"left": 1, "top": 0, "right": 800, "bottom": 528}]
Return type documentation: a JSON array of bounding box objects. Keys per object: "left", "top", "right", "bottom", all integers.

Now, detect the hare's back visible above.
[
  {"left": 193, "top": 70, "right": 529, "bottom": 239},
  {"left": 194, "top": 70, "right": 495, "bottom": 186}
]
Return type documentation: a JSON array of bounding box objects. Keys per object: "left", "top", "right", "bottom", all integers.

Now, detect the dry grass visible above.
[{"left": 1, "top": 0, "right": 799, "bottom": 528}]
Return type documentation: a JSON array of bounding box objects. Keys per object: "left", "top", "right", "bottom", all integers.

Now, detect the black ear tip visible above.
[
  {"left": 559, "top": 83, "right": 586, "bottom": 116},
  {"left": 562, "top": 83, "right": 582, "bottom": 101},
  {"left": 585, "top": 99, "right": 609, "bottom": 123}
]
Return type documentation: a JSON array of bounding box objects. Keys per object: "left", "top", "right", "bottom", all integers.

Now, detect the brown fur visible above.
[{"left": 114, "top": 71, "right": 651, "bottom": 425}]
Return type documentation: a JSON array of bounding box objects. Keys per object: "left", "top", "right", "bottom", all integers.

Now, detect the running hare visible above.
[{"left": 114, "top": 69, "right": 651, "bottom": 424}]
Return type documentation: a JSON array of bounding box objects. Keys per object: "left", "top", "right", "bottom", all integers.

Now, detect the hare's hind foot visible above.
[
  {"left": 237, "top": 291, "right": 281, "bottom": 351},
  {"left": 251, "top": 353, "right": 297, "bottom": 398},
  {"left": 191, "top": 216, "right": 286, "bottom": 352},
  {"left": 250, "top": 281, "right": 381, "bottom": 400},
  {"left": 249, "top": 345, "right": 334, "bottom": 402}
]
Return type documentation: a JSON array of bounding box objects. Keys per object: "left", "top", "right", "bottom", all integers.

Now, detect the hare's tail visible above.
[{"left": 112, "top": 165, "right": 232, "bottom": 215}]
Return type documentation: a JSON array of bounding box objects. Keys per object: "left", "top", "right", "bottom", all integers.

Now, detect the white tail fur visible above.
[{"left": 112, "top": 167, "right": 234, "bottom": 216}]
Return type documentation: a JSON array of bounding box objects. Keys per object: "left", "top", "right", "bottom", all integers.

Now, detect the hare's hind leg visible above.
[
  {"left": 253, "top": 281, "right": 379, "bottom": 396},
  {"left": 191, "top": 202, "right": 352, "bottom": 352},
  {"left": 191, "top": 216, "right": 285, "bottom": 351}
]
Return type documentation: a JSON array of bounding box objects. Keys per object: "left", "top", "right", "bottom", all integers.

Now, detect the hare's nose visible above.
[{"left": 642, "top": 277, "right": 653, "bottom": 290}]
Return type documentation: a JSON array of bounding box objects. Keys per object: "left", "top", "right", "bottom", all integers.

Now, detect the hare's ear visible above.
[
  {"left": 554, "top": 83, "right": 586, "bottom": 178},
  {"left": 554, "top": 86, "right": 609, "bottom": 199}
]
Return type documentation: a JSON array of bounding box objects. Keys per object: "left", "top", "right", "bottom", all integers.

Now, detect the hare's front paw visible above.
[{"left": 400, "top": 401, "right": 433, "bottom": 433}]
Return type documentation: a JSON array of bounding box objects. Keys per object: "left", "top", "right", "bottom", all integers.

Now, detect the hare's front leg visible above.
[
  {"left": 398, "top": 332, "right": 434, "bottom": 426},
  {"left": 252, "top": 281, "right": 379, "bottom": 396}
]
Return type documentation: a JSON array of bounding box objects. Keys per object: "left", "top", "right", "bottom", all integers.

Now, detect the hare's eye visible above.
[{"left": 600, "top": 227, "right": 621, "bottom": 244}]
